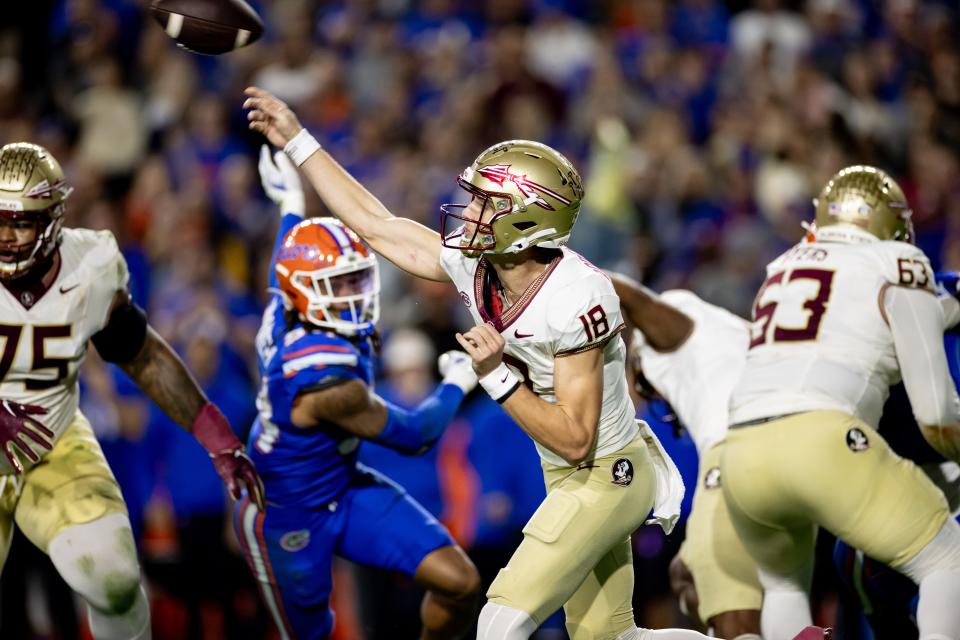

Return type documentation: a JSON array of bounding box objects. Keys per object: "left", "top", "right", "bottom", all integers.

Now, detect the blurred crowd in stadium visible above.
[{"left": 0, "top": 0, "right": 958, "bottom": 637}]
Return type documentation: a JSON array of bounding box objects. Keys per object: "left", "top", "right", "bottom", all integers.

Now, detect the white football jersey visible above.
[
  {"left": 633, "top": 290, "right": 749, "bottom": 454},
  {"left": 730, "top": 236, "right": 936, "bottom": 428},
  {"left": 440, "top": 246, "right": 639, "bottom": 467},
  {"left": 0, "top": 228, "right": 128, "bottom": 473}
]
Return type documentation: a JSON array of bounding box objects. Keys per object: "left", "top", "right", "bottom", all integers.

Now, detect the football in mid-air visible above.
[{"left": 149, "top": 0, "right": 264, "bottom": 56}]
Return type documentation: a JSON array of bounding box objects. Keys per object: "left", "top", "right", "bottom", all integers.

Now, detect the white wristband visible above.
[
  {"left": 284, "top": 128, "right": 322, "bottom": 167},
  {"left": 478, "top": 363, "right": 521, "bottom": 403}
]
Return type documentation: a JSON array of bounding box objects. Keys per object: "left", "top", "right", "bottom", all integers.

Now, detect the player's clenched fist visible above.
[
  {"left": 455, "top": 323, "right": 505, "bottom": 377},
  {"left": 0, "top": 400, "right": 54, "bottom": 474}
]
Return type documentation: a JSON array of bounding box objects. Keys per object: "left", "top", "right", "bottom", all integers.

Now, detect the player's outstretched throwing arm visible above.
[
  {"left": 244, "top": 87, "right": 449, "bottom": 283},
  {"left": 93, "top": 295, "right": 266, "bottom": 510},
  {"left": 255, "top": 145, "right": 480, "bottom": 449}
]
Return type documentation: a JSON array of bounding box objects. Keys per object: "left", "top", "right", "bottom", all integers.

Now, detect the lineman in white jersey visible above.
[
  {"left": 244, "top": 86, "right": 709, "bottom": 640},
  {"left": 608, "top": 273, "right": 762, "bottom": 640},
  {"left": 722, "top": 166, "right": 960, "bottom": 640},
  {"left": 0, "top": 143, "right": 264, "bottom": 639}
]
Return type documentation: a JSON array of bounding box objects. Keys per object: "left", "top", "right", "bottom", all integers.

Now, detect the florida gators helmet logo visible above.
[{"left": 275, "top": 217, "right": 380, "bottom": 336}]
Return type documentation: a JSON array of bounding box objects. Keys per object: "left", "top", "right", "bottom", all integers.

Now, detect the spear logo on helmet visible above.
[{"left": 475, "top": 164, "right": 572, "bottom": 211}]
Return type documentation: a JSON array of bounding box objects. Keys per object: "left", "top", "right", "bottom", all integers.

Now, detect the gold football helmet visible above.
[
  {"left": 441, "top": 140, "right": 584, "bottom": 255},
  {"left": 0, "top": 143, "right": 73, "bottom": 280},
  {"left": 813, "top": 165, "right": 913, "bottom": 243}
]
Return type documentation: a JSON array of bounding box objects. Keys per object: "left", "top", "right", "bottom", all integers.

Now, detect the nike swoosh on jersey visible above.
[
  {"left": 59, "top": 284, "right": 79, "bottom": 294},
  {"left": 514, "top": 330, "right": 534, "bottom": 338}
]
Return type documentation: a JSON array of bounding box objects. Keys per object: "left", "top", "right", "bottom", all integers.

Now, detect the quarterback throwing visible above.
[{"left": 243, "top": 87, "right": 708, "bottom": 640}]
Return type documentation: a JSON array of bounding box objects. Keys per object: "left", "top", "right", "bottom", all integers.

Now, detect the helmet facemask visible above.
[
  {"left": 887, "top": 203, "right": 914, "bottom": 244},
  {"left": 286, "top": 256, "right": 380, "bottom": 337},
  {"left": 0, "top": 206, "right": 63, "bottom": 281},
  {"left": 440, "top": 178, "right": 514, "bottom": 257}
]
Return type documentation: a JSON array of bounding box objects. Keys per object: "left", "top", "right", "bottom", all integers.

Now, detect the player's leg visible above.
[
  {"left": 14, "top": 412, "right": 148, "bottom": 640},
  {"left": 724, "top": 515, "right": 815, "bottom": 640},
  {"left": 560, "top": 537, "right": 711, "bottom": 640},
  {"left": 786, "top": 412, "right": 960, "bottom": 640},
  {"left": 897, "top": 518, "right": 960, "bottom": 640},
  {"left": 670, "top": 555, "right": 762, "bottom": 639},
  {"left": 47, "top": 514, "right": 148, "bottom": 640},
  {"left": 721, "top": 421, "right": 819, "bottom": 640},
  {"left": 336, "top": 467, "right": 480, "bottom": 640},
  {"left": 666, "top": 553, "right": 765, "bottom": 640},
  {"left": 0, "top": 474, "right": 22, "bottom": 633},
  {"left": 678, "top": 443, "right": 762, "bottom": 638},
  {"left": 479, "top": 433, "right": 705, "bottom": 640},
  {"left": 234, "top": 495, "right": 336, "bottom": 640},
  {"left": 415, "top": 545, "right": 482, "bottom": 639},
  {"left": 675, "top": 550, "right": 761, "bottom": 639},
  {"left": 668, "top": 553, "right": 700, "bottom": 625},
  {"left": 0, "top": 475, "right": 22, "bottom": 574},
  {"left": 726, "top": 409, "right": 960, "bottom": 640},
  {"left": 562, "top": 537, "right": 636, "bottom": 638}
]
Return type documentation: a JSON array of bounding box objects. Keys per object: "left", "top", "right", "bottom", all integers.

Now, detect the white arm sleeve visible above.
[
  {"left": 941, "top": 295, "right": 960, "bottom": 331},
  {"left": 885, "top": 286, "right": 960, "bottom": 428}
]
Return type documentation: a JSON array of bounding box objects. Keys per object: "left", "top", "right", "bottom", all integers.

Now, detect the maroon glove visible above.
[
  {"left": 0, "top": 400, "right": 54, "bottom": 474},
  {"left": 193, "top": 403, "right": 265, "bottom": 510}
]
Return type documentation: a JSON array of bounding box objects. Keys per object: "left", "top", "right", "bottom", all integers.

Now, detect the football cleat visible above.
[
  {"left": 0, "top": 143, "right": 72, "bottom": 281},
  {"left": 813, "top": 165, "right": 913, "bottom": 244},
  {"left": 274, "top": 217, "right": 380, "bottom": 336},
  {"left": 441, "top": 140, "right": 584, "bottom": 255}
]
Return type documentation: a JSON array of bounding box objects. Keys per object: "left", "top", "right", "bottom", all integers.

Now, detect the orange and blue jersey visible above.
[
  {"left": 237, "top": 213, "right": 455, "bottom": 639},
  {"left": 248, "top": 295, "right": 375, "bottom": 508},
  {"left": 248, "top": 212, "right": 378, "bottom": 507}
]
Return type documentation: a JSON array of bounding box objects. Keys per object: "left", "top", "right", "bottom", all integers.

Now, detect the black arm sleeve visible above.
[{"left": 91, "top": 294, "right": 148, "bottom": 363}]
